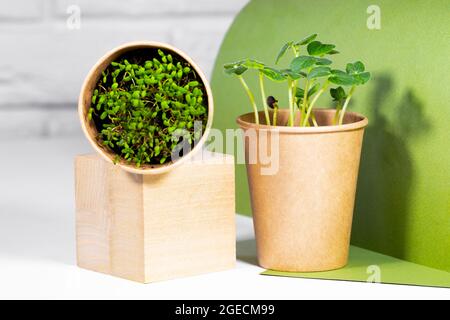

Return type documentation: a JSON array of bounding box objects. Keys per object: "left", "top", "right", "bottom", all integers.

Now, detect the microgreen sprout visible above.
[
  {"left": 89, "top": 48, "right": 208, "bottom": 167},
  {"left": 224, "top": 34, "right": 370, "bottom": 127}
]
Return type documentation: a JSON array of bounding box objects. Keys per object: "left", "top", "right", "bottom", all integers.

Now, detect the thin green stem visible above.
[
  {"left": 301, "top": 79, "right": 310, "bottom": 126},
  {"left": 311, "top": 112, "right": 319, "bottom": 127},
  {"left": 292, "top": 47, "right": 300, "bottom": 123},
  {"left": 332, "top": 105, "right": 342, "bottom": 125},
  {"left": 302, "top": 81, "right": 329, "bottom": 127},
  {"left": 259, "top": 72, "right": 271, "bottom": 125},
  {"left": 338, "top": 86, "right": 356, "bottom": 125},
  {"left": 273, "top": 107, "right": 278, "bottom": 126},
  {"left": 288, "top": 79, "right": 294, "bottom": 126},
  {"left": 292, "top": 83, "right": 298, "bottom": 116},
  {"left": 238, "top": 75, "right": 259, "bottom": 125},
  {"left": 291, "top": 81, "right": 298, "bottom": 125}
]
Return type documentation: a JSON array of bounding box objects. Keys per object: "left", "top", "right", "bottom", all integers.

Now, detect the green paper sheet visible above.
[{"left": 262, "top": 246, "right": 450, "bottom": 288}]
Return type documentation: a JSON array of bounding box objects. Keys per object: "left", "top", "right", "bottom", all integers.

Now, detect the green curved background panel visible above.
[{"left": 211, "top": 0, "right": 450, "bottom": 271}]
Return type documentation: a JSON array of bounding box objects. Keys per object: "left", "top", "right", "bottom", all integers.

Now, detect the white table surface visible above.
[{"left": 0, "top": 137, "right": 448, "bottom": 300}]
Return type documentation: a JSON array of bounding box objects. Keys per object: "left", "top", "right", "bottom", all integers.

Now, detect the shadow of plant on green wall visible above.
[{"left": 352, "top": 74, "right": 431, "bottom": 259}]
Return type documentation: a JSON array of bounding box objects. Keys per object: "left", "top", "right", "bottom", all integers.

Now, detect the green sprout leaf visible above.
[
  {"left": 295, "top": 88, "right": 305, "bottom": 98},
  {"left": 242, "top": 59, "right": 265, "bottom": 70},
  {"left": 307, "top": 82, "right": 321, "bottom": 97},
  {"left": 308, "top": 66, "right": 331, "bottom": 79},
  {"left": 276, "top": 41, "right": 293, "bottom": 64},
  {"left": 87, "top": 108, "right": 94, "bottom": 120},
  {"left": 314, "top": 57, "right": 332, "bottom": 66},
  {"left": 330, "top": 86, "right": 347, "bottom": 102},
  {"left": 295, "top": 34, "right": 318, "bottom": 46},
  {"left": 224, "top": 61, "right": 248, "bottom": 75},
  {"left": 276, "top": 34, "right": 318, "bottom": 64},
  {"left": 100, "top": 111, "right": 108, "bottom": 120},
  {"left": 345, "top": 61, "right": 371, "bottom": 85},
  {"left": 290, "top": 55, "right": 317, "bottom": 73},
  {"left": 281, "top": 69, "right": 305, "bottom": 80},
  {"left": 307, "top": 41, "right": 336, "bottom": 56},
  {"left": 296, "top": 83, "right": 320, "bottom": 101},
  {"left": 329, "top": 70, "right": 357, "bottom": 86},
  {"left": 261, "top": 67, "right": 287, "bottom": 82},
  {"left": 354, "top": 72, "right": 371, "bottom": 85},
  {"left": 346, "top": 61, "right": 365, "bottom": 74}
]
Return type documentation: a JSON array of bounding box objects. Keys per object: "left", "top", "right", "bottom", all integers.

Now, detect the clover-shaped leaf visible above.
[
  {"left": 329, "top": 70, "right": 357, "bottom": 86},
  {"left": 346, "top": 61, "right": 365, "bottom": 74},
  {"left": 307, "top": 41, "right": 336, "bottom": 56},
  {"left": 354, "top": 72, "right": 371, "bottom": 85},
  {"left": 345, "top": 61, "right": 371, "bottom": 85}
]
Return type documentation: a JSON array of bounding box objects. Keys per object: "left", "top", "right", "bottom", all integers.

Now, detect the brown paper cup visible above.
[
  {"left": 78, "top": 41, "right": 213, "bottom": 175},
  {"left": 237, "top": 109, "right": 368, "bottom": 272}
]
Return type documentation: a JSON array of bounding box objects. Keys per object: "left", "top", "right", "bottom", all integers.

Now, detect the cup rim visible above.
[{"left": 236, "top": 109, "right": 368, "bottom": 134}]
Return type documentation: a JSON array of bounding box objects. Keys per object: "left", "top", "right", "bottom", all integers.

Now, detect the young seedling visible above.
[
  {"left": 329, "top": 61, "right": 371, "bottom": 124},
  {"left": 330, "top": 86, "right": 347, "bottom": 125},
  {"left": 224, "top": 61, "right": 259, "bottom": 124},
  {"left": 277, "top": 34, "right": 329, "bottom": 126},
  {"left": 89, "top": 49, "right": 208, "bottom": 167},
  {"left": 243, "top": 59, "right": 271, "bottom": 125},
  {"left": 224, "top": 34, "right": 370, "bottom": 127},
  {"left": 225, "top": 59, "right": 286, "bottom": 125}
]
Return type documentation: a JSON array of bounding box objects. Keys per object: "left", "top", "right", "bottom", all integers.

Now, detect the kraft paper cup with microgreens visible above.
[
  {"left": 79, "top": 41, "right": 213, "bottom": 175},
  {"left": 237, "top": 109, "right": 368, "bottom": 272}
]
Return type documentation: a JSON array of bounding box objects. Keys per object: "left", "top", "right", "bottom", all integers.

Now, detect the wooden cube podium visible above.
[{"left": 75, "top": 152, "right": 236, "bottom": 283}]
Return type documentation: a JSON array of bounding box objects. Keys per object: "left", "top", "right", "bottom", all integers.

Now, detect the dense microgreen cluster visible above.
[
  {"left": 89, "top": 49, "right": 208, "bottom": 167},
  {"left": 224, "top": 34, "right": 370, "bottom": 127}
]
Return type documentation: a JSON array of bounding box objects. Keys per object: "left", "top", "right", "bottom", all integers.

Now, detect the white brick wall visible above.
[
  {"left": 0, "top": 0, "right": 248, "bottom": 139},
  {"left": 0, "top": 0, "right": 44, "bottom": 20}
]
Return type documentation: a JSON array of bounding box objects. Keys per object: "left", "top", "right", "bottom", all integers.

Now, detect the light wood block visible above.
[{"left": 75, "top": 152, "right": 236, "bottom": 283}]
